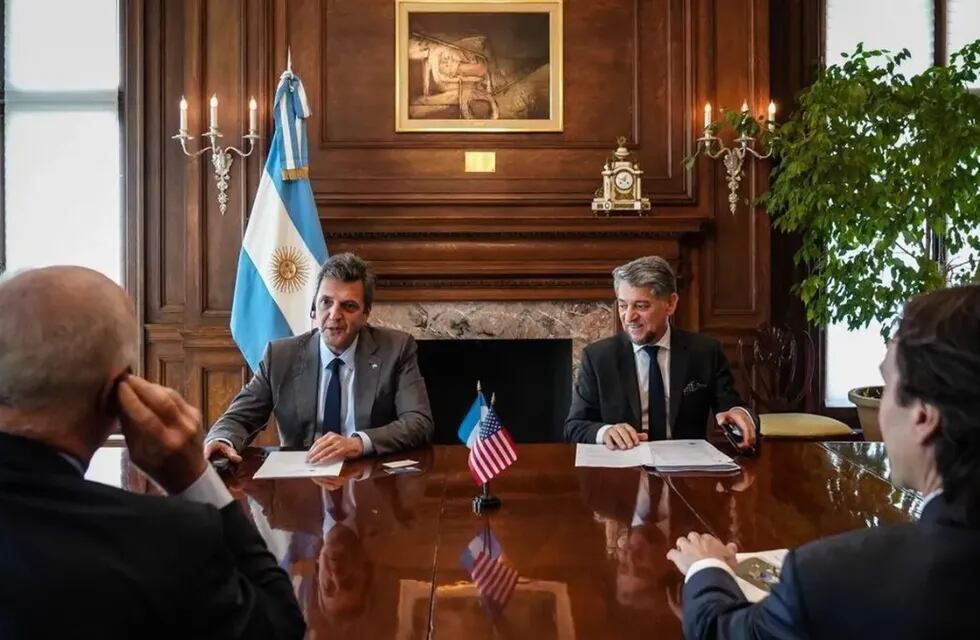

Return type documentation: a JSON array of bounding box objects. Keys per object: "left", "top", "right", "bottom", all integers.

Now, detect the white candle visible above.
[
  {"left": 741, "top": 100, "right": 749, "bottom": 113},
  {"left": 249, "top": 97, "right": 257, "bottom": 134},
  {"left": 179, "top": 96, "right": 188, "bottom": 132},
  {"left": 209, "top": 94, "right": 219, "bottom": 130},
  {"left": 767, "top": 101, "right": 777, "bottom": 130},
  {"left": 703, "top": 102, "right": 712, "bottom": 132}
]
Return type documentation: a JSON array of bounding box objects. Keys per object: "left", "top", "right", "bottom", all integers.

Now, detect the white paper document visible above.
[
  {"left": 647, "top": 440, "right": 740, "bottom": 473},
  {"left": 252, "top": 451, "right": 344, "bottom": 479},
  {"left": 574, "top": 444, "right": 652, "bottom": 468},
  {"left": 733, "top": 549, "right": 789, "bottom": 602},
  {"left": 575, "top": 440, "right": 739, "bottom": 473}
]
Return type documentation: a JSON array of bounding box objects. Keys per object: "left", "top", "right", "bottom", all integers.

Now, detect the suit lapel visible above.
[
  {"left": 354, "top": 326, "right": 381, "bottom": 432},
  {"left": 669, "top": 327, "right": 688, "bottom": 429},
  {"left": 292, "top": 333, "right": 321, "bottom": 446},
  {"left": 617, "top": 333, "right": 642, "bottom": 428}
]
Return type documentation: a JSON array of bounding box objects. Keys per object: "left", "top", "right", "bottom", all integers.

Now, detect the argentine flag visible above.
[
  {"left": 457, "top": 390, "right": 489, "bottom": 447},
  {"left": 231, "top": 66, "right": 328, "bottom": 370}
]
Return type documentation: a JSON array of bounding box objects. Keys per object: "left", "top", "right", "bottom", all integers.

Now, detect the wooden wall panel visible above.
[
  {"left": 130, "top": 0, "right": 776, "bottom": 415},
  {"left": 182, "top": 330, "right": 249, "bottom": 423},
  {"left": 699, "top": 0, "right": 771, "bottom": 333}
]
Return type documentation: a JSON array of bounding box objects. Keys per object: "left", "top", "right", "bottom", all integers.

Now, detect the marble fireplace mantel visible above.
[{"left": 368, "top": 301, "right": 617, "bottom": 372}]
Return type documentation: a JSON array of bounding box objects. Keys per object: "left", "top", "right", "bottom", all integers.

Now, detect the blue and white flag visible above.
[
  {"left": 457, "top": 390, "right": 489, "bottom": 447},
  {"left": 231, "top": 67, "right": 328, "bottom": 370}
]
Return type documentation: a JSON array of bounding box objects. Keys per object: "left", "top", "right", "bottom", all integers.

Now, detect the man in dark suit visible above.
[
  {"left": 205, "top": 253, "right": 433, "bottom": 464},
  {"left": 0, "top": 266, "right": 304, "bottom": 639},
  {"left": 565, "top": 255, "right": 757, "bottom": 450},
  {"left": 667, "top": 285, "right": 980, "bottom": 640}
]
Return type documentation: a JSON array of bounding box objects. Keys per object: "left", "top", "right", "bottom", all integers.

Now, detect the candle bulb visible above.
[
  {"left": 767, "top": 100, "right": 777, "bottom": 130},
  {"left": 741, "top": 100, "right": 749, "bottom": 113},
  {"left": 703, "top": 102, "right": 712, "bottom": 133},
  {"left": 209, "top": 94, "right": 219, "bottom": 130},
  {"left": 179, "top": 96, "right": 188, "bottom": 133},
  {"left": 249, "top": 97, "right": 257, "bottom": 134}
]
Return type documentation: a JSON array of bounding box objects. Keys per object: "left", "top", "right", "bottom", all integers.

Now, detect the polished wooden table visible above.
[{"left": 223, "top": 442, "right": 919, "bottom": 639}]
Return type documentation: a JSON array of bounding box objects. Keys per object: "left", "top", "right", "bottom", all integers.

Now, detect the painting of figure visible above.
[{"left": 396, "top": 2, "right": 563, "bottom": 132}]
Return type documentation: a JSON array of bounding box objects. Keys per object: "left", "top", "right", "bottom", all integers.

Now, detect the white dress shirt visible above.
[
  {"left": 596, "top": 326, "right": 672, "bottom": 443},
  {"left": 318, "top": 335, "right": 374, "bottom": 454}
]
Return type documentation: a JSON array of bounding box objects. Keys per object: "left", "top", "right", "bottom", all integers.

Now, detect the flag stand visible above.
[
  {"left": 473, "top": 390, "right": 503, "bottom": 513},
  {"left": 473, "top": 481, "right": 501, "bottom": 513}
]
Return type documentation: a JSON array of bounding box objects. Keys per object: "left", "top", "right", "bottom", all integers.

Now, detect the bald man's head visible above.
[{"left": 0, "top": 267, "right": 137, "bottom": 427}]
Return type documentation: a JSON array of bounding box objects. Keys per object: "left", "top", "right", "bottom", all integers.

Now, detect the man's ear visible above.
[
  {"left": 98, "top": 367, "right": 132, "bottom": 417},
  {"left": 913, "top": 400, "right": 942, "bottom": 445}
]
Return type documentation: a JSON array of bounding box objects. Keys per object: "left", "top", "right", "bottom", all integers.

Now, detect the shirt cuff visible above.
[
  {"left": 206, "top": 437, "right": 237, "bottom": 451},
  {"left": 353, "top": 431, "right": 374, "bottom": 456},
  {"left": 177, "top": 464, "right": 234, "bottom": 509},
  {"left": 731, "top": 406, "right": 755, "bottom": 426},
  {"left": 685, "top": 557, "right": 737, "bottom": 583},
  {"left": 595, "top": 424, "right": 613, "bottom": 444}
]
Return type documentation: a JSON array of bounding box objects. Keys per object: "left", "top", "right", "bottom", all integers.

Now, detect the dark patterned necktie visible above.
[
  {"left": 322, "top": 358, "right": 343, "bottom": 436},
  {"left": 643, "top": 345, "right": 667, "bottom": 440}
]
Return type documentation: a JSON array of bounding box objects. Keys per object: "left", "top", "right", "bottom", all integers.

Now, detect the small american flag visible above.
[
  {"left": 460, "top": 529, "right": 519, "bottom": 615},
  {"left": 467, "top": 406, "right": 518, "bottom": 485}
]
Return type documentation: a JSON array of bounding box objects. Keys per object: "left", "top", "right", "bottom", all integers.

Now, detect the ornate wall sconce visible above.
[
  {"left": 689, "top": 100, "right": 777, "bottom": 214},
  {"left": 173, "top": 94, "right": 260, "bottom": 215}
]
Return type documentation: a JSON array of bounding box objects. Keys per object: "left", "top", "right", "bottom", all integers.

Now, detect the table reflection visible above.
[
  {"left": 227, "top": 448, "right": 436, "bottom": 639},
  {"left": 577, "top": 467, "right": 688, "bottom": 621}
]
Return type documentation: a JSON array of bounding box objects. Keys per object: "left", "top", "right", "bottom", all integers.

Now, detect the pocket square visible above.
[{"left": 682, "top": 381, "right": 707, "bottom": 395}]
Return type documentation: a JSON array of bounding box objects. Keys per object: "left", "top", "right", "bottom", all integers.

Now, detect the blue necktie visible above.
[
  {"left": 322, "top": 358, "right": 343, "bottom": 436},
  {"left": 643, "top": 345, "right": 668, "bottom": 440}
]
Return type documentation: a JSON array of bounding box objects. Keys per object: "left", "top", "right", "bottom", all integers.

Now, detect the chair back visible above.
[{"left": 737, "top": 323, "right": 814, "bottom": 413}]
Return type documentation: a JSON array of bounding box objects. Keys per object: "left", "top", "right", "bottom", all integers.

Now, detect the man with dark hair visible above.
[
  {"left": 668, "top": 285, "right": 980, "bottom": 639},
  {"left": 0, "top": 266, "right": 304, "bottom": 639},
  {"left": 206, "top": 252, "right": 433, "bottom": 462},
  {"left": 565, "top": 255, "right": 757, "bottom": 450}
]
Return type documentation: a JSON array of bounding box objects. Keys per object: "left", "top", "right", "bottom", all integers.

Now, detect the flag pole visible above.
[{"left": 473, "top": 391, "right": 502, "bottom": 514}]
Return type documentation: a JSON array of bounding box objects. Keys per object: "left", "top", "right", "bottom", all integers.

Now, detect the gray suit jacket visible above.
[{"left": 206, "top": 326, "right": 433, "bottom": 456}]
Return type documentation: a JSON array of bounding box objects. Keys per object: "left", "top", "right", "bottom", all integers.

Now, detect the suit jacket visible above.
[
  {"left": 0, "top": 432, "right": 304, "bottom": 640},
  {"left": 207, "top": 325, "right": 434, "bottom": 455},
  {"left": 565, "top": 328, "right": 756, "bottom": 443},
  {"left": 682, "top": 496, "right": 980, "bottom": 639}
]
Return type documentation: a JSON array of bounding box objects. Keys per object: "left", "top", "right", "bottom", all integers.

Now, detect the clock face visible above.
[{"left": 614, "top": 170, "right": 635, "bottom": 192}]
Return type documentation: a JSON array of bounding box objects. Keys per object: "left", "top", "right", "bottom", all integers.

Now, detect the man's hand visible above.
[
  {"left": 715, "top": 409, "right": 757, "bottom": 450},
  {"left": 307, "top": 433, "right": 364, "bottom": 463},
  {"left": 602, "top": 423, "right": 649, "bottom": 450},
  {"left": 117, "top": 375, "right": 208, "bottom": 494},
  {"left": 666, "top": 532, "right": 738, "bottom": 576},
  {"left": 204, "top": 439, "right": 242, "bottom": 464}
]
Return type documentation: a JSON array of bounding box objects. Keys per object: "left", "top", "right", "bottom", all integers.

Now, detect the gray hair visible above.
[
  {"left": 315, "top": 253, "right": 377, "bottom": 309},
  {"left": 612, "top": 256, "right": 677, "bottom": 298},
  {"left": 0, "top": 267, "right": 137, "bottom": 414}
]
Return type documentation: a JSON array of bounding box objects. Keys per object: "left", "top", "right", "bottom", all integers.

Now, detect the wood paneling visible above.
[{"left": 129, "top": 0, "right": 775, "bottom": 414}]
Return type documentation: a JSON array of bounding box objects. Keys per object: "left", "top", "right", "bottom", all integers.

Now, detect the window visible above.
[
  {"left": 2, "top": 0, "right": 121, "bottom": 282},
  {"left": 822, "top": 0, "right": 977, "bottom": 407}
]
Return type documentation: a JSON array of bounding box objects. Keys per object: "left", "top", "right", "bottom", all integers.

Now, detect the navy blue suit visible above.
[{"left": 682, "top": 496, "right": 980, "bottom": 639}]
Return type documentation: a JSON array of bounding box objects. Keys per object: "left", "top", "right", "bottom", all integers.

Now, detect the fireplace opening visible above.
[{"left": 416, "top": 339, "right": 573, "bottom": 444}]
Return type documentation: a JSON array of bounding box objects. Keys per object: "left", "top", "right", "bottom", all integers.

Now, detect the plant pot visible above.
[{"left": 848, "top": 386, "right": 883, "bottom": 441}]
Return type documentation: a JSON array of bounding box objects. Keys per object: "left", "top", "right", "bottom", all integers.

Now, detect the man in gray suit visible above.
[{"left": 205, "top": 253, "right": 433, "bottom": 463}]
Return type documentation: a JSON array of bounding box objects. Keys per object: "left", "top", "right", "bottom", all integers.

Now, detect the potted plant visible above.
[{"left": 759, "top": 41, "right": 980, "bottom": 439}]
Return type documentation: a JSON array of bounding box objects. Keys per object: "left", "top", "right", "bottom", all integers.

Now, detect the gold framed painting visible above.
[{"left": 395, "top": 0, "right": 563, "bottom": 132}]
